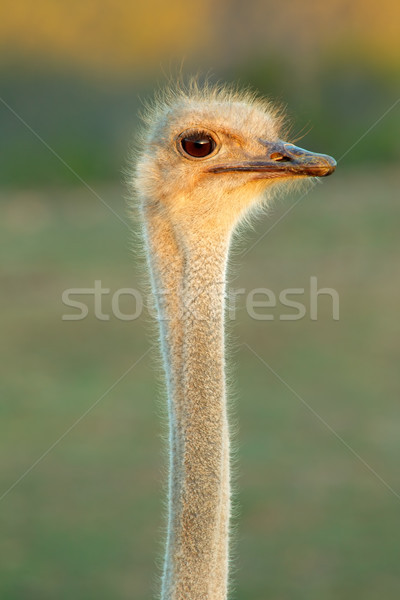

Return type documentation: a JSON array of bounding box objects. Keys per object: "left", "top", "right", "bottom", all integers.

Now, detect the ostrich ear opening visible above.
[{"left": 208, "top": 141, "right": 337, "bottom": 178}]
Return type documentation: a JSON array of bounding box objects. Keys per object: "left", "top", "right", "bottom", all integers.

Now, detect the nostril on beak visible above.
[{"left": 270, "top": 152, "right": 290, "bottom": 162}]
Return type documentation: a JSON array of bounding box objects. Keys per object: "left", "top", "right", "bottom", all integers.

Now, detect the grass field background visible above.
[{"left": 1, "top": 167, "right": 399, "bottom": 599}]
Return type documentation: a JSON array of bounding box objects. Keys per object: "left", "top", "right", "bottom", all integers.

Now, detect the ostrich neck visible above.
[{"left": 143, "top": 204, "right": 231, "bottom": 600}]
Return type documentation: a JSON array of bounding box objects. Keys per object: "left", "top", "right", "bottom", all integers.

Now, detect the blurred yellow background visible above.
[
  {"left": 0, "top": 2, "right": 399, "bottom": 599},
  {"left": 1, "top": 0, "right": 400, "bottom": 73}
]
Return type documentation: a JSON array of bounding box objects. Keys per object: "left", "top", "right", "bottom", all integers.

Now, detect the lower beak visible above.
[{"left": 208, "top": 141, "right": 336, "bottom": 178}]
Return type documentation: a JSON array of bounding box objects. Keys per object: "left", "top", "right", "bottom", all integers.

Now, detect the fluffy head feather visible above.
[{"left": 130, "top": 80, "right": 333, "bottom": 238}]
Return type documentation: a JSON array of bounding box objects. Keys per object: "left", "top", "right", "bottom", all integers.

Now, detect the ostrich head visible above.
[{"left": 135, "top": 83, "right": 336, "bottom": 236}]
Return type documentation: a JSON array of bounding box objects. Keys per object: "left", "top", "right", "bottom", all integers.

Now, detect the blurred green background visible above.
[{"left": 1, "top": 1, "right": 399, "bottom": 599}]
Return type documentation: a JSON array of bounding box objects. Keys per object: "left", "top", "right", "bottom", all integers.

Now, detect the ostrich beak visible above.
[{"left": 209, "top": 141, "right": 336, "bottom": 178}]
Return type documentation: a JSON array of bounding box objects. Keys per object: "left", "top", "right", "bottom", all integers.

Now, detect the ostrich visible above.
[{"left": 131, "top": 82, "right": 336, "bottom": 600}]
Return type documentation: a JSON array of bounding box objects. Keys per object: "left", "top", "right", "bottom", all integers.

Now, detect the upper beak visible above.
[{"left": 208, "top": 140, "right": 336, "bottom": 178}]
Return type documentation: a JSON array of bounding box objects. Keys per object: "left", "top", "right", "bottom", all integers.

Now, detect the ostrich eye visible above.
[{"left": 180, "top": 133, "right": 216, "bottom": 158}]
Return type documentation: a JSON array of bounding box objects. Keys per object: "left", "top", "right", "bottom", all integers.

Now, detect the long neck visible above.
[{"left": 143, "top": 205, "right": 231, "bottom": 600}]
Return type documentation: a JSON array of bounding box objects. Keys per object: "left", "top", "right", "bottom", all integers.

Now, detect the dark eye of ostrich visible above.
[{"left": 180, "top": 133, "right": 216, "bottom": 158}]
